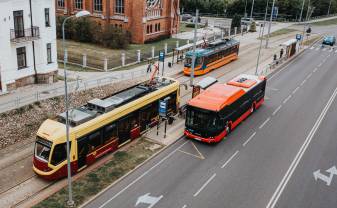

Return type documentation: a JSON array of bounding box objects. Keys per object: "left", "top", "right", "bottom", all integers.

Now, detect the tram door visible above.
[
  {"left": 118, "top": 116, "right": 131, "bottom": 145},
  {"left": 77, "top": 137, "right": 89, "bottom": 170}
]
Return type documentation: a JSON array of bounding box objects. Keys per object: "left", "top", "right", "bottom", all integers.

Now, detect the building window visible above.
[
  {"left": 93, "top": 0, "right": 103, "bottom": 12},
  {"left": 150, "top": 25, "right": 153, "bottom": 33},
  {"left": 147, "top": 25, "right": 150, "bottom": 34},
  {"left": 75, "top": 0, "right": 83, "bottom": 10},
  {"left": 16, "top": 47, "right": 27, "bottom": 69},
  {"left": 155, "top": 24, "right": 157, "bottom": 32},
  {"left": 47, "top": 43, "right": 52, "bottom": 64},
  {"left": 45, "top": 8, "right": 50, "bottom": 27},
  {"left": 57, "top": 0, "right": 65, "bottom": 8},
  {"left": 115, "top": 0, "right": 124, "bottom": 14},
  {"left": 13, "top": 10, "right": 24, "bottom": 38},
  {"left": 158, "top": 23, "right": 161, "bottom": 31}
]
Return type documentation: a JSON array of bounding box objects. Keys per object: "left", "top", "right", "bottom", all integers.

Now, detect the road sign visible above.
[
  {"left": 272, "top": 7, "right": 279, "bottom": 19},
  {"left": 159, "top": 100, "right": 168, "bottom": 117},
  {"left": 135, "top": 193, "right": 163, "bottom": 208},
  {"left": 313, "top": 166, "right": 337, "bottom": 186},
  {"left": 159, "top": 51, "right": 165, "bottom": 62},
  {"left": 296, "top": 34, "right": 302, "bottom": 41}
]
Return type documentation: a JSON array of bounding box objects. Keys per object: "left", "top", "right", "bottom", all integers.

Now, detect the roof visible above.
[
  {"left": 175, "top": 40, "right": 208, "bottom": 51},
  {"left": 188, "top": 74, "right": 265, "bottom": 111},
  {"left": 197, "top": 77, "right": 218, "bottom": 89},
  {"left": 188, "top": 83, "right": 245, "bottom": 111},
  {"left": 281, "top": 39, "right": 297, "bottom": 46}
]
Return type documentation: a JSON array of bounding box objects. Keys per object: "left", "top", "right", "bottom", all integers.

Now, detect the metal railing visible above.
[
  {"left": 0, "top": 69, "right": 149, "bottom": 114},
  {"left": 10, "top": 26, "right": 40, "bottom": 43}
]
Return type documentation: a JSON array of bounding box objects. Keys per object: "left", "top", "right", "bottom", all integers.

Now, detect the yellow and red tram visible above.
[
  {"left": 183, "top": 38, "right": 240, "bottom": 76},
  {"left": 33, "top": 77, "right": 179, "bottom": 180}
]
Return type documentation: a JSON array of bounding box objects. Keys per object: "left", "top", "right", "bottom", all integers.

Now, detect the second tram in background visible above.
[{"left": 183, "top": 38, "right": 240, "bottom": 76}]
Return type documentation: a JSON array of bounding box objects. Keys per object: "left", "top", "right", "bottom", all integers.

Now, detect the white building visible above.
[{"left": 0, "top": 0, "right": 58, "bottom": 93}]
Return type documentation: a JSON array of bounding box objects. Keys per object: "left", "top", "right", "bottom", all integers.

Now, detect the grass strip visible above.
[
  {"left": 311, "top": 18, "right": 337, "bottom": 26},
  {"left": 33, "top": 138, "right": 163, "bottom": 208},
  {"left": 258, "top": 28, "right": 298, "bottom": 40}
]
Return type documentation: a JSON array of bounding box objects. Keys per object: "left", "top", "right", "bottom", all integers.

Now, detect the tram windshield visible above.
[{"left": 35, "top": 137, "right": 52, "bottom": 162}]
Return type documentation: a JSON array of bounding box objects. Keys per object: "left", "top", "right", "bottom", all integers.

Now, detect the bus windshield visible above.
[
  {"left": 186, "top": 107, "right": 220, "bottom": 137},
  {"left": 35, "top": 137, "right": 52, "bottom": 162}
]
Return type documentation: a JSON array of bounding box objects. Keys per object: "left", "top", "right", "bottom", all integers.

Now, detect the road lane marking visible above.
[
  {"left": 182, "top": 205, "right": 187, "bottom": 208},
  {"left": 97, "top": 140, "right": 189, "bottom": 208},
  {"left": 283, "top": 95, "right": 292, "bottom": 104},
  {"left": 322, "top": 48, "right": 327, "bottom": 51},
  {"left": 266, "top": 86, "right": 337, "bottom": 208},
  {"left": 267, "top": 87, "right": 279, "bottom": 91},
  {"left": 178, "top": 142, "right": 205, "bottom": 160},
  {"left": 306, "top": 73, "right": 312, "bottom": 79},
  {"left": 221, "top": 151, "right": 239, "bottom": 168},
  {"left": 300, "top": 79, "right": 306, "bottom": 86},
  {"left": 193, "top": 173, "right": 216, "bottom": 197},
  {"left": 313, "top": 67, "right": 318, "bottom": 72},
  {"left": 292, "top": 87, "right": 300, "bottom": 95},
  {"left": 259, "top": 117, "right": 271, "bottom": 129},
  {"left": 318, "top": 63, "right": 322, "bottom": 67},
  {"left": 272, "top": 105, "right": 282, "bottom": 116},
  {"left": 310, "top": 46, "right": 314, "bottom": 50},
  {"left": 243, "top": 132, "right": 256, "bottom": 146},
  {"left": 315, "top": 48, "right": 319, "bottom": 51},
  {"left": 335, "top": 49, "right": 337, "bottom": 53}
]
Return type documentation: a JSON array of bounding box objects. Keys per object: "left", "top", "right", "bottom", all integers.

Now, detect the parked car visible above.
[
  {"left": 241, "top": 17, "right": 261, "bottom": 26},
  {"left": 181, "top": 14, "right": 193, "bottom": 22},
  {"left": 322, "top": 36, "right": 336, "bottom": 46}
]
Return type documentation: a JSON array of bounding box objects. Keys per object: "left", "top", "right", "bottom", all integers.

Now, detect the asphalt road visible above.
[{"left": 84, "top": 39, "right": 337, "bottom": 208}]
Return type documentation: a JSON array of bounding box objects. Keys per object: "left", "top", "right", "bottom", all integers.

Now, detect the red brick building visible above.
[{"left": 56, "top": 0, "right": 180, "bottom": 43}]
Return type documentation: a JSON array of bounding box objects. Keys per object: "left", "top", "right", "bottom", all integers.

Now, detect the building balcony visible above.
[{"left": 10, "top": 26, "right": 40, "bottom": 43}]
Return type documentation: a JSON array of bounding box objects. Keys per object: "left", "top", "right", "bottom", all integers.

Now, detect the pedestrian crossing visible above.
[{"left": 309, "top": 45, "right": 337, "bottom": 53}]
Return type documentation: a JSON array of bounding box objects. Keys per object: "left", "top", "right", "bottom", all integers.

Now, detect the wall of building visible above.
[{"left": 0, "top": 0, "right": 58, "bottom": 92}]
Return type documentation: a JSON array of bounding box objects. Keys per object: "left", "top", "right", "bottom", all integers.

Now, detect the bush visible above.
[
  {"left": 249, "top": 22, "right": 257, "bottom": 32},
  {"left": 56, "top": 16, "right": 130, "bottom": 49}
]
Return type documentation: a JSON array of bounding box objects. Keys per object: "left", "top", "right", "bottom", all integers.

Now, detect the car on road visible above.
[
  {"left": 322, "top": 36, "right": 336, "bottom": 46},
  {"left": 181, "top": 14, "right": 193, "bottom": 22}
]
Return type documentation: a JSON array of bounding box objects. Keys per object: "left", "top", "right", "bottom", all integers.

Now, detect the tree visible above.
[
  {"left": 249, "top": 21, "right": 257, "bottom": 32},
  {"left": 231, "top": 14, "right": 242, "bottom": 29}
]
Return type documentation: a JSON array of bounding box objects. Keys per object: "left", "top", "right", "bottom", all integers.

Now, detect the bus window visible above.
[
  {"left": 184, "top": 57, "right": 192, "bottom": 67},
  {"left": 186, "top": 107, "right": 220, "bottom": 137},
  {"left": 35, "top": 141, "right": 51, "bottom": 162},
  {"left": 51, "top": 143, "right": 68, "bottom": 166}
]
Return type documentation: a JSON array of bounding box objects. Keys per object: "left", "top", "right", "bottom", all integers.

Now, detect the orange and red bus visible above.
[
  {"left": 33, "top": 77, "right": 179, "bottom": 180},
  {"left": 185, "top": 74, "right": 266, "bottom": 143},
  {"left": 183, "top": 38, "right": 239, "bottom": 76}
]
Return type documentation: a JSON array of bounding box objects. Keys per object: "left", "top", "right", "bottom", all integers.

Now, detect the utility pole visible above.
[
  {"left": 305, "top": 0, "right": 311, "bottom": 21},
  {"left": 250, "top": 0, "right": 255, "bottom": 19},
  {"left": 190, "top": 9, "right": 198, "bottom": 87},
  {"left": 256, "top": 0, "right": 270, "bottom": 75},
  {"left": 328, "top": 0, "right": 332, "bottom": 15},
  {"left": 265, "top": 0, "right": 276, "bottom": 48},
  {"left": 299, "top": 0, "right": 305, "bottom": 22},
  {"left": 244, "top": 0, "right": 248, "bottom": 17}
]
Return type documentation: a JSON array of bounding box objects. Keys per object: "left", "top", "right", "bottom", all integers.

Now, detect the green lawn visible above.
[
  {"left": 311, "top": 18, "right": 337, "bottom": 26},
  {"left": 33, "top": 138, "right": 163, "bottom": 208},
  {"left": 57, "top": 37, "right": 187, "bottom": 70},
  {"left": 258, "top": 28, "right": 298, "bottom": 40},
  {"left": 179, "top": 23, "right": 194, "bottom": 33}
]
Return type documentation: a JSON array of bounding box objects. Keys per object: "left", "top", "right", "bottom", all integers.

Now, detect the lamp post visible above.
[
  {"left": 190, "top": 9, "right": 198, "bottom": 87},
  {"left": 255, "top": 0, "right": 270, "bottom": 75},
  {"left": 62, "top": 10, "right": 90, "bottom": 207},
  {"left": 265, "top": 0, "right": 276, "bottom": 48},
  {"left": 250, "top": 0, "right": 255, "bottom": 19},
  {"left": 299, "top": 0, "right": 305, "bottom": 22}
]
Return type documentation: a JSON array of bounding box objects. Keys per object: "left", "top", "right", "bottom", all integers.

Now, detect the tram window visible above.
[
  {"left": 51, "top": 143, "right": 68, "bottom": 166},
  {"left": 88, "top": 131, "right": 102, "bottom": 149},
  {"left": 104, "top": 123, "right": 117, "bottom": 143},
  {"left": 35, "top": 142, "right": 51, "bottom": 162}
]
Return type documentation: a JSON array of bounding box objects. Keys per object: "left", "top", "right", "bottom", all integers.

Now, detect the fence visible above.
[{"left": 0, "top": 69, "right": 150, "bottom": 114}]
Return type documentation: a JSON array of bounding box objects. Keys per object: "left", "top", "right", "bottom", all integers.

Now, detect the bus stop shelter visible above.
[
  {"left": 281, "top": 39, "right": 298, "bottom": 58},
  {"left": 172, "top": 39, "right": 208, "bottom": 66}
]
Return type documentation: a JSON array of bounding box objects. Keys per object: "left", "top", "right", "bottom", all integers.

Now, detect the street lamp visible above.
[
  {"left": 62, "top": 10, "right": 90, "bottom": 207},
  {"left": 250, "top": 0, "right": 255, "bottom": 19}
]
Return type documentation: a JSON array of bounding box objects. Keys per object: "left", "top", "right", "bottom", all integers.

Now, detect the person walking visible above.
[
  {"left": 280, "top": 48, "right": 284, "bottom": 59},
  {"left": 147, "top": 62, "right": 152, "bottom": 73}
]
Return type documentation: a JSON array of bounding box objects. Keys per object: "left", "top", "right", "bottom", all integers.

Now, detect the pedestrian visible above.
[
  {"left": 280, "top": 48, "right": 284, "bottom": 58},
  {"left": 273, "top": 54, "right": 277, "bottom": 61},
  {"left": 147, "top": 63, "right": 152, "bottom": 73}
]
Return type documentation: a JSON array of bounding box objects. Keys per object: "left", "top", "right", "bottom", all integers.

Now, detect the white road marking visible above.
[
  {"left": 315, "top": 47, "right": 320, "bottom": 51},
  {"left": 266, "top": 86, "right": 337, "bottom": 208},
  {"left": 221, "top": 151, "right": 239, "bottom": 168},
  {"left": 182, "top": 205, "right": 187, "bottom": 208},
  {"left": 318, "top": 63, "right": 322, "bottom": 67},
  {"left": 335, "top": 49, "right": 337, "bottom": 53},
  {"left": 193, "top": 173, "right": 217, "bottom": 197},
  {"left": 300, "top": 79, "right": 306, "bottom": 86},
  {"left": 272, "top": 105, "right": 282, "bottom": 116},
  {"left": 243, "top": 132, "right": 257, "bottom": 146},
  {"left": 322, "top": 48, "right": 327, "bottom": 51},
  {"left": 259, "top": 117, "right": 271, "bottom": 129},
  {"left": 283, "top": 95, "right": 292, "bottom": 104},
  {"left": 313, "top": 67, "right": 318, "bottom": 72},
  {"left": 306, "top": 73, "right": 312, "bottom": 79},
  {"left": 98, "top": 140, "right": 189, "bottom": 208},
  {"left": 292, "top": 87, "right": 300, "bottom": 95},
  {"left": 267, "top": 87, "right": 279, "bottom": 91},
  {"left": 310, "top": 46, "right": 314, "bottom": 50}
]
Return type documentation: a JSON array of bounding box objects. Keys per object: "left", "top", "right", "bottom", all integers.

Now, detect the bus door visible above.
[{"left": 77, "top": 137, "right": 89, "bottom": 170}]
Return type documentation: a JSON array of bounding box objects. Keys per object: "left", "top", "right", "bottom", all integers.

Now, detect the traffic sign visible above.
[
  {"left": 159, "top": 100, "right": 167, "bottom": 117},
  {"left": 159, "top": 51, "right": 165, "bottom": 62},
  {"left": 296, "top": 34, "right": 302, "bottom": 41}
]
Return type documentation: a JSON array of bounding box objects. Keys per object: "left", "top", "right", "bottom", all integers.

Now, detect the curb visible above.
[{"left": 79, "top": 136, "right": 185, "bottom": 208}]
